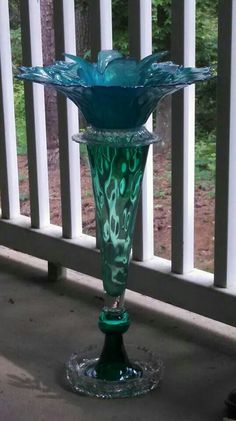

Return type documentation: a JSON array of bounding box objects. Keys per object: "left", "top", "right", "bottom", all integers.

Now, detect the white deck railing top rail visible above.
[{"left": 0, "top": 0, "right": 236, "bottom": 326}]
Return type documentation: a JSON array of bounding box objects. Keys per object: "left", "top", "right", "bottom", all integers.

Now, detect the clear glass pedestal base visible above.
[{"left": 66, "top": 344, "right": 163, "bottom": 399}]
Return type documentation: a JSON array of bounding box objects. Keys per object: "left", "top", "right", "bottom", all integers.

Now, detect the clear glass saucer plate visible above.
[{"left": 66, "top": 344, "right": 163, "bottom": 399}]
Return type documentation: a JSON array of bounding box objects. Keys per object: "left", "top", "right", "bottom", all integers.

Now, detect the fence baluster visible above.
[
  {"left": 214, "top": 0, "right": 236, "bottom": 287},
  {"left": 128, "top": 0, "right": 154, "bottom": 261},
  {"left": 53, "top": 0, "right": 82, "bottom": 239},
  {"left": 171, "top": 0, "right": 195, "bottom": 274},
  {"left": 20, "top": 0, "right": 50, "bottom": 228},
  {"left": 89, "top": 0, "right": 113, "bottom": 247},
  {"left": 0, "top": 0, "right": 20, "bottom": 219}
]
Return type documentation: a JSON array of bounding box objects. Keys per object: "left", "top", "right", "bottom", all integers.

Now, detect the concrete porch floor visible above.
[{"left": 0, "top": 246, "right": 236, "bottom": 421}]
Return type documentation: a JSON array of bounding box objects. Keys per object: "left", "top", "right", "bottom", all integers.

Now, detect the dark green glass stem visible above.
[
  {"left": 93, "top": 332, "right": 142, "bottom": 381},
  {"left": 87, "top": 143, "right": 149, "bottom": 297},
  {"left": 84, "top": 307, "right": 142, "bottom": 381}
]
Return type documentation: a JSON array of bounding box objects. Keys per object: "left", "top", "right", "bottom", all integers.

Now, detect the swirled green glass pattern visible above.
[{"left": 87, "top": 142, "right": 149, "bottom": 297}]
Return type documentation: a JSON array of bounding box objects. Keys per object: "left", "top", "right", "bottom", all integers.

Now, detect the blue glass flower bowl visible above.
[{"left": 17, "top": 50, "right": 213, "bottom": 130}]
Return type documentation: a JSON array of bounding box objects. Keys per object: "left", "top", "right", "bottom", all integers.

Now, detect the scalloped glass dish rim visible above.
[{"left": 37, "top": 82, "right": 198, "bottom": 89}]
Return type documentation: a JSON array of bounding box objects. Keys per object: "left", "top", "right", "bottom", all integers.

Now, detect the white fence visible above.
[{"left": 0, "top": 0, "right": 236, "bottom": 326}]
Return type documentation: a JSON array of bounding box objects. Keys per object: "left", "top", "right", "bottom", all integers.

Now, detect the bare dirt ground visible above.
[{"left": 18, "top": 146, "right": 214, "bottom": 273}]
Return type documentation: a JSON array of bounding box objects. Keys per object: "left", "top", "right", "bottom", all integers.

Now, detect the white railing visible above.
[{"left": 0, "top": 0, "right": 236, "bottom": 326}]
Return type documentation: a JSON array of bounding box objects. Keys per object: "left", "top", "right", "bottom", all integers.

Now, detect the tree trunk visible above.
[
  {"left": 40, "top": 0, "right": 58, "bottom": 150},
  {"left": 155, "top": 96, "right": 171, "bottom": 151},
  {"left": 75, "top": 0, "right": 90, "bottom": 128},
  {"left": 75, "top": 1, "right": 90, "bottom": 57}
]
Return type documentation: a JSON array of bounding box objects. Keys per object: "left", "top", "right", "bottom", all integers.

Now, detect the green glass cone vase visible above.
[
  {"left": 87, "top": 142, "right": 149, "bottom": 298},
  {"left": 66, "top": 127, "right": 163, "bottom": 398},
  {"left": 16, "top": 49, "right": 213, "bottom": 399}
]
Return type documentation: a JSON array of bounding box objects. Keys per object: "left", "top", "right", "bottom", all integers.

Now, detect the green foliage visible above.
[
  {"left": 19, "top": 192, "right": 30, "bottom": 202},
  {"left": 11, "top": 27, "right": 22, "bottom": 67},
  {"left": 196, "top": 0, "right": 218, "bottom": 67},
  {"left": 152, "top": 0, "right": 171, "bottom": 52},
  {"left": 10, "top": 27, "right": 26, "bottom": 154},
  {"left": 195, "top": 80, "right": 216, "bottom": 136},
  {"left": 195, "top": 132, "right": 216, "bottom": 183},
  {"left": 195, "top": 1, "right": 217, "bottom": 184},
  {"left": 154, "top": 189, "right": 166, "bottom": 199},
  {"left": 9, "top": 0, "right": 20, "bottom": 29},
  {"left": 80, "top": 143, "right": 89, "bottom": 163},
  {"left": 112, "top": 0, "right": 172, "bottom": 55},
  {"left": 14, "top": 81, "right": 27, "bottom": 155},
  {"left": 112, "top": 0, "right": 129, "bottom": 54},
  {"left": 195, "top": 0, "right": 217, "bottom": 140}
]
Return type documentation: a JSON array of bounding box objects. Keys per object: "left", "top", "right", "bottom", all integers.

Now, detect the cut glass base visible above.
[{"left": 66, "top": 344, "right": 163, "bottom": 399}]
